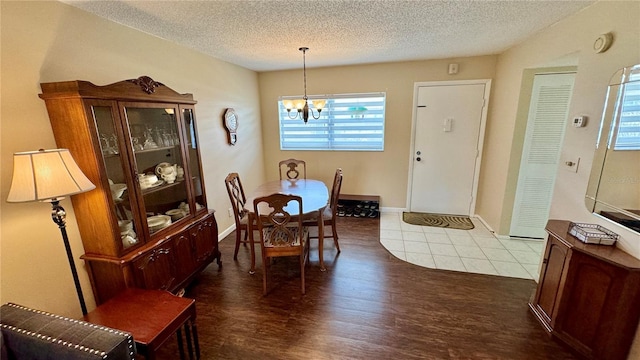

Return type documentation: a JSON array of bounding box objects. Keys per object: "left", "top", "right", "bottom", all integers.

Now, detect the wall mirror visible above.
[{"left": 585, "top": 63, "right": 640, "bottom": 233}]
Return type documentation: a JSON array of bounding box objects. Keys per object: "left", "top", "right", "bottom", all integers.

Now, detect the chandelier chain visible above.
[{"left": 300, "top": 47, "right": 308, "bottom": 100}]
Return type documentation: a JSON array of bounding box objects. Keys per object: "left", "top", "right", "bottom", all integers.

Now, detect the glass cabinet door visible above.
[
  {"left": 122, "top": 104, "right": 191, "bottom": 235},
  {"left": 182, "top": 106, "right": 207, "bottom": 213},
  {"left": 90, "top": 102, "right": 140, "bottom": 249}
]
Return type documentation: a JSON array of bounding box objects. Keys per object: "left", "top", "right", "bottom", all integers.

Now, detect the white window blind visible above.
[
  {"left": 613, "top": 78, "right": 640, "bottom": 150},
  {"left": 278, "top": 92, "right": 385, "bottom": 151}
]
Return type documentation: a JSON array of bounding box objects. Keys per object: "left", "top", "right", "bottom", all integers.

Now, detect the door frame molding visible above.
[{"left": 406, "top": 79, "right": 492, "bottom": 215}]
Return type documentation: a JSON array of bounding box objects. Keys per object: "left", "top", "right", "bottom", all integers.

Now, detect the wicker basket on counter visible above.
[{"left": 569, "top": 222, "right": 619, "bottom": 245}]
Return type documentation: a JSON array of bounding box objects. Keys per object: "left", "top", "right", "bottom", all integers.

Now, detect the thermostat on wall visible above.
[{"left": 573, "top": 116, "right": 586, "bottom": 127}]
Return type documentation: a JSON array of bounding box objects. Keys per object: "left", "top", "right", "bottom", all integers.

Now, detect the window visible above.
[
  {"left": 612, "top": 73, "right": 640, "bottom": 150},
  {"left": 278, "top": 92, "right": 385, "bottom": 151}
]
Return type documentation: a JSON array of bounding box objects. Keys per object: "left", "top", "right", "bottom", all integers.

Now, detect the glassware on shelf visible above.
[
  {"left": 163, "top": 132, "right": 173, "bottom": 147},
  {"left": 154, "top": 127, "right": 165, "bottom": 147},
  {"left": 132, "top": 137, "right": 144, "bottom": 151},
  {"left": 100, "top": 134, "right": 110, "bottom": 153},
  {"left": 101, "top": 133, "right": 119, "bottom": 155},
  {"left": 171, "top": 131, "right": 179, "bottom": 146},
  {"left": 143, "top": 126, "right": 158, "bottom": 149}
]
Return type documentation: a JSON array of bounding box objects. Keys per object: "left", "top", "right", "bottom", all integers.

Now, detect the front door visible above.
[{"left": 409, "top": 82, "right": 488, "bottom": 215}]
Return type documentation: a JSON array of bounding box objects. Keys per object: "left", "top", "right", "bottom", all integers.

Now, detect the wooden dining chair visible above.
[
  {"left": 279, "top": 158, "right": 306, "bottom": 180},
  {"left": 224, "top": 173, "right": 255, "bottom": 262},
  {"left": 253, "top": 193, "right": 309, "bottom": 295},
  {"left": 303, "top": 168, "right": 343, "bottom": 253}
]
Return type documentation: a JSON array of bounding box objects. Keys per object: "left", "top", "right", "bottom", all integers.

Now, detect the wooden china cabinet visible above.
[{"left": 39, "top": 76, "right": 221, "bottom": 305}]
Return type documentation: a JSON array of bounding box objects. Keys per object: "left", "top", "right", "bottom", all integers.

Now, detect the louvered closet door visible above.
[{"left": 510, "top": 73, "right": 575, "bottom": 239}]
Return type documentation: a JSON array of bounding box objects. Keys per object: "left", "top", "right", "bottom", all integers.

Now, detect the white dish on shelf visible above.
[
  {"left": 148, "top": 180, "right": 164, "bottom": 187},
  {"left": 166, "top": 209, "right": 186, "bottom": 222},
  {"left": 142, "top": 180, "right": 164, "bottom": 190}
]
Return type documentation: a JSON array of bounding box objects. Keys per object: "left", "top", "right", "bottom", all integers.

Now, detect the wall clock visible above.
[{"left": 223, "top": 108, "right": 238, "bottom": 145}]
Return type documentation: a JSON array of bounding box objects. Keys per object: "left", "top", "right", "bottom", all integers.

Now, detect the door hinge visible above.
[{"left": 417, "top": 105, "right": 426, "bottom": 108}]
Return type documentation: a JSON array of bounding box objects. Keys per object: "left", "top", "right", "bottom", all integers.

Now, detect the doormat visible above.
[{"left": 402, "top": 212, "right": 474, "bottom": 230}]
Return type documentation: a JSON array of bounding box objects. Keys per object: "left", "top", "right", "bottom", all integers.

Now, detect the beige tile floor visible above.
[{"left": 380, "top": 211, "right": 545, "bottom": 281}]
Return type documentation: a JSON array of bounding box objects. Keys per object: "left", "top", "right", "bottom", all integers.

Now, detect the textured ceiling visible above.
[{"left": 62, "top": 0, "right": 596, "bottom": 72}]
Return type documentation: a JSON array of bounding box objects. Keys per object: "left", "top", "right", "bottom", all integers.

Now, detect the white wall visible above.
[
  {"left": 482, "top": 1, "right": 640, "bottom": 357},
  {"left": 2, "top": 1, "right": 639, "bottom": 356},
  {"left": 1, "top": 1, "right": 265, "bottom": 317},
  {"left": 258, "top": 57, "right": 497, "bottom": 206},
  {"left": 483, "top": 0, "right": 640, "bottom": 253}
]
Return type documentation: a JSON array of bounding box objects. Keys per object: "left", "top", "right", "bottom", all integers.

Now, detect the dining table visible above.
[{"left": 245, "top": 179, "right": 329, "bottom": 272}]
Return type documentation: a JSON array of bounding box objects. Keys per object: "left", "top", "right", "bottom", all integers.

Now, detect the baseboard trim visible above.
[
  {"left": 380, "top": 207, "right": 406, "bottom": 213},
  {"left": 472, "top": 214, "right": 496, "bottom": 234},
  {"left": 218, "top": 224, "right": 235, "bottom": 241}
]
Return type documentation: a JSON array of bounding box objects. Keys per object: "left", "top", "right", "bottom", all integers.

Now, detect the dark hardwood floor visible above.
[{"left": 157, "top": 217, "right": 577, "bottom": 359}]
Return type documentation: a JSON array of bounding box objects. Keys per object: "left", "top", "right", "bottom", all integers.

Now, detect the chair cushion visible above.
[
  {"left": 262, "top": 226, "right": 308, "bottom": 247},
  {"left": 302, "top": 206, "right": 333, "bottom": 222}
]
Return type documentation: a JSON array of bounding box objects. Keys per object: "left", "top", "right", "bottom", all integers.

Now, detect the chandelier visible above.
[{"left": 283, "top": 47, "right": 326, "bottom": 123}]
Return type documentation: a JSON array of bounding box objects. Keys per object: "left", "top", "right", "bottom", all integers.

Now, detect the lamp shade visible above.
[{"left": 7, "top": 149, "right": 95, "bottom": 202}]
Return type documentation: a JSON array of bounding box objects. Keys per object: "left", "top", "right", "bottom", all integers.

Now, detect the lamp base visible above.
[{"left": 51, "top": 199, "right": 88, "bottom": 315}]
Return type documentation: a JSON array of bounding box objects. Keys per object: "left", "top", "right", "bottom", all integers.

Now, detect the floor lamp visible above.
[{"left": 7, "top": 149, "right": 96, "bottom": 315}]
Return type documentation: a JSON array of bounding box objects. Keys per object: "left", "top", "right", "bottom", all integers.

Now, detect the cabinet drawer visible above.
[{"left": 132, "top": 243, "right": 175, "bottom": 291}]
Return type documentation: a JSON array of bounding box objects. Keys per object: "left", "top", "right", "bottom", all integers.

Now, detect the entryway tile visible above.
[
  {"left": 499, "top": 239, "right": 535, "bottom": 251},
  {"left": 526, "top": 241, "right": 545, "bottom": 254},
  {"left": 404, "top": 241, "right": 431, "bottom": 254},
  {"left": 449, "top": 235, "right": 477, "bottom": 247},
  {"left": 379, "top": 213, "right": 541, "bottom": 280},
  {"left": 406, "top": 253, "right": 436, "bottom": 268},
  {"left": 461, "top": 258, "right": 498, "bottom": 275},
  {"left": 425, "top": 233, "right": 452, "bottom": 244},
  {"left": 490, "top": 260, "right": 532, "bottom": 279},
  {"left": 422, "top": 226, "right": 447, "bottom": 234},
  {"left": 444, "top": 228, "right": 472, "bottom": 237},
  {"left": 389, "top": 249, "right": 406, "bottom": 261},
  {"left": 380, "top": 220, "right": 402, "bottom": 230},
  {"left": 433, "top": 255, "right": 466, "bottom": 271},
  {"left": 481, "top": 248, "right": 518, "bottom": 262},
  {"left": 521, "top": 263, "right": 541, "bottom": 281},
  {"left": 401, "top": 222, "right": 426, "bottom": 232},
  {"left": 473, "top": 236, "right": 506, "bottom": 249},
  {"left": 403, "top": 232, "right": 427, "bottom": 242},
  {"left": 380, "top": 229, "right": 403, "bottom": 240},
  {"left": 508, "top": 249, "right": 542, "bottom": 265},
  {"left": 454, "top": 245, "right": 487, "bottom": 259},
  {"left": 380, "top": 238, "right": 404, "bottom": 252},
  {"left": 428, "top": 243, "right": 458, "bottom": 257}
]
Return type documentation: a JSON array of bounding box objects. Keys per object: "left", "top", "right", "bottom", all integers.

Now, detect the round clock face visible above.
[{"left": 225, "top": 109, "right": 238, "bottom": 131}]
